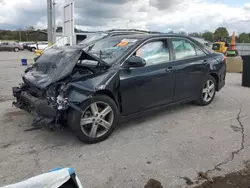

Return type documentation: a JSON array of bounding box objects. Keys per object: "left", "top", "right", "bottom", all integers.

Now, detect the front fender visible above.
[
  {"left": 68, "top": 90, "right": 91, "bottom": 103},
  {"left": 67, "top": 69, "right": 120, "bottom": 104}
]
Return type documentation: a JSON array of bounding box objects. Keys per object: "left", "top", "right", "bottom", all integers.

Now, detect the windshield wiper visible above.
[
  {"left": 86, "top": 45, "right": 94, "bottom": 52},
  {"left": 81, "top": 50, "right": 111, "bottom": 68}
]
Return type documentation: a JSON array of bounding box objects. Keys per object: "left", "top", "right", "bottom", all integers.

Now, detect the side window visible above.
[
  {"left": 135, "top": 41, "right": 170, "bottom": 66},
  {"left": 172, "top": 38, "right": 197, "bottom": 60}
]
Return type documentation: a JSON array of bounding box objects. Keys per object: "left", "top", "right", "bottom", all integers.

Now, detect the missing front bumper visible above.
[{"left": 13, "top": 88, "right": 57, "bottom": 119}]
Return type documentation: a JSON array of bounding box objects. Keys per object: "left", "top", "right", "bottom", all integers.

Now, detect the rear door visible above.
[
  {"left": 120, "top": 38, "right": 176, "bottom": 115},
  {"left": 169, "top": 37, "right": 209, "bottom": 101}
]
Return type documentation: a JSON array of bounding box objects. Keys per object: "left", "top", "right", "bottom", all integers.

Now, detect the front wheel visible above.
[
  {"left": 195, "top": 75, "right": 216, "bottom": 106},
  {"left": 68, "top": 95, "right": 119, "bottom": 144}
]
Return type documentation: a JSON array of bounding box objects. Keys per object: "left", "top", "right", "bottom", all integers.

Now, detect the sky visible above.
[{"left": 0, "top": 0, "right": 250, "bottom": 34}]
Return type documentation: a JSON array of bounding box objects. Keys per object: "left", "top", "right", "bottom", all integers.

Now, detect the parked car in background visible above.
[
  {"left": 28, "top": 41, "right": 49, "bottom": 52},
  {"left": 21, "top": 42, "right": 36, "bottom": 50},
  {"left": 78, "top": 29, "right": 161, "bottom": 50},
  {"left": 0, "top": 41, "right": 24, "bottom": 52},
  {"left": 13, "top": 34, "right": 226, "bottom": 144},
  {"left": 34, "top": 29, "right": 160, "bottom": 57}
]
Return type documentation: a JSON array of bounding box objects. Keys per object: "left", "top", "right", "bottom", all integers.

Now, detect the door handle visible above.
[{"left": 165, "top": 67, "right": 174, "bottom": 73}]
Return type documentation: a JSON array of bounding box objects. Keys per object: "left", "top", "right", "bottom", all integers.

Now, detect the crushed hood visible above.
[
  {"left": 23, "top": 47, "right": 82, "bottom": 89},
  {"left": 22, "top": 47, "right": 111, "bottom": 89}
]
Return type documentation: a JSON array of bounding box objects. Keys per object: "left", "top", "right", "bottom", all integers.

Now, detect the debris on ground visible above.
[
  {"left": 180, "top": 177, "right": 194, "bottom": 185},
  {"left": 144, "top": 179, "right": 163, "bottom": 188},
  {"left": 194, "top": 163, "right": 250, "bottom": 188},
  {"left": 198, "top": 172, "right": 213, "bottom": 183}
]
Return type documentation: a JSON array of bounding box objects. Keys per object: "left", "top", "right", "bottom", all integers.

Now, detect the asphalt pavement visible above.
[{"left": 0, "top": 51, "right": 250, "bottom": 188}]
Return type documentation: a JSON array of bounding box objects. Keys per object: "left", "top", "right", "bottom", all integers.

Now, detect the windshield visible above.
[
  {"left": 212, "top": 43, "right": 221, "bottom": 50},
  {"left": 88, "top": 37, "right": 138, "bottom": 64},
  {"left": 79, "top": 33, "right": 108, "bottom": 45}
]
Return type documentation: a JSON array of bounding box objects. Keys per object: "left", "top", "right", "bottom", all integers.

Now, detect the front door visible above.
[{"left": 119, "top": 39, "right": 175, "bottom": 116}]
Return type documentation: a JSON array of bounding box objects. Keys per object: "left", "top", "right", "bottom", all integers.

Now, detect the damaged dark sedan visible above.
[{"left": 13, "top": 34, "right": 226, "bottom": 143}]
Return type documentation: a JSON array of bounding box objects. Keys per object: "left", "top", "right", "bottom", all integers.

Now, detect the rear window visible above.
[{"left": 79, "top": 33, "right": 108, "bottom": 45}]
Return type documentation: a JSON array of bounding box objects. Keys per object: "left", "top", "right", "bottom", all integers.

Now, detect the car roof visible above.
[
  {"left": 100, "top": 29, "right": 162, "bottom": 34},
  {"left": 101, "top": 34, "right": 212, "bottom": 53},
  {"left": 105, "top": 33, "right": 198, "bottom": 40}
]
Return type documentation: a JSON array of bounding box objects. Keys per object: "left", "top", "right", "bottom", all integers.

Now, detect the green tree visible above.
[
  {"left": 214, "top": 27, "right": 229, "bottom": 40},
  {"left": 179, "top": 31, "right": 187, "bottom": 35},
  {"left": 238, "top": 33, "right": 250, "bottom": 43},
  {"left": 189, "top": 32, "right": 202, "bottom": 38},
  {"left": 202, "top": 31, "right": 213, "bottom": 42},
  {"left": 27, "top": 26, "right": 35, "bottom": 31}
]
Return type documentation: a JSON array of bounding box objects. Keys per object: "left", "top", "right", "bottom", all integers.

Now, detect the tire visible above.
[
  {"left": 195, "top": 75, "right": 216, "bottom": 106},
  {"left": 31, "top": 47, "right": 36, "bottom": 52},
  {"left": 68, "top": 94, "right": 119, "bottom": 144},
  {"left": 14, "top": 47, "right": 19, "bottom": 52}
]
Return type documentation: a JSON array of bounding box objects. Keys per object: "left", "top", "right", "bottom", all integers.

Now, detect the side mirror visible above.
[{"left": 125, "top": 56, "right": 146, "bottom": 68}]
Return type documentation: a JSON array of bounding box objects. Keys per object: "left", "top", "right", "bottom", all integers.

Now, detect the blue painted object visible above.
[
  {"left": 49, "top": 167, "right": 63, "bottom": 172},
  {"left": 49, "top": 167, "right": 75, "bottom": 175},
  {"left": 21, "top": 58, "right": 27, "bottom": 66}
]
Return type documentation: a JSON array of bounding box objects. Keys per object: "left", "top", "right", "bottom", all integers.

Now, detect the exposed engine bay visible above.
[{"left": 12, "top": 47, "right": 116, "bottom": 129}]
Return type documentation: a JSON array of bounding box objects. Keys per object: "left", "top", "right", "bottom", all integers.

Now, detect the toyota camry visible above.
[{"left": 12, "top": 34, "right": 226, "bottom": 144}]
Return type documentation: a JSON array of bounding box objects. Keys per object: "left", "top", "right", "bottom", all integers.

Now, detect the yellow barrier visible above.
[{"left": 34, "top": 49, "right": 43, "bottom": 56}]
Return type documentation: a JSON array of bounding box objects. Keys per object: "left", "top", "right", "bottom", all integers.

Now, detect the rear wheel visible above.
[
  {"left": 68, "top": 95, "right": 119, "bottom": 144},
  {"left": 195, "top": 75, "right": 216, "bottom": 106},
  {"left": 14, "top": 47, "right": 19, "bottom": 52},
  {"left": 31, "top": 47, "right": 36, "bottom": 52}
]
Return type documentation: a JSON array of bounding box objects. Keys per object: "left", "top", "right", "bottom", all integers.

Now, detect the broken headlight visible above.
[{"left": 56, "top": 84, "right": 69, "bottom": 110}]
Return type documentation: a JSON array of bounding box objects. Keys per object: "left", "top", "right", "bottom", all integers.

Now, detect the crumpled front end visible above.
[
  {"left": 12, "top": 47, "right": 85, "bottom": 122},
  {"left": 12, "top": 82, "right": 68, "bottom": 120},
  {"left": 12, "top": 47, "right": 120, "bottom": 130}
]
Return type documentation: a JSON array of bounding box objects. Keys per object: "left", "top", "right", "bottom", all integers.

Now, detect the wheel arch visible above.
[
  {"left": 95, "top": 89, "right": 121, "bottom": 113},
  {"left": 209, "top": 72, "right": 219, "bottom": 91},
  {"left": 14, "top": 47, "right": 19, "bottom": 51}
]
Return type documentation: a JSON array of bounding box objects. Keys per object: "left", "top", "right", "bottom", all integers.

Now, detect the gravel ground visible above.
[{"left": 0, "top": 52, "right": 250, "bottom": 188}]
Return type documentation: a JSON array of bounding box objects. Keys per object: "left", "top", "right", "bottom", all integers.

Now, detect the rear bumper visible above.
[
  {"left": 12, "top": 87, "right": 57, "bottom": 118},
  {"left": 217, "top": 64, "right": 226, "bottom": 91}
]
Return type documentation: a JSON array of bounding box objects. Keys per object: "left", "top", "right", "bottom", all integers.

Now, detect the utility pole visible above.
[
  {"left": 18, "top": 30, "right": 22, "bottom": 42},
  {"left": 47, "top": 0, "right": 53, "bottom": 46},
  {"left": 52, "top": 0, "right": 56, "bottom": 44}
]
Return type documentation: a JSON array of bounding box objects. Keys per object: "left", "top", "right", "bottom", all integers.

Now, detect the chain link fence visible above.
[{"left": 236, "top": 43, "right": 250, "bottom": 56}]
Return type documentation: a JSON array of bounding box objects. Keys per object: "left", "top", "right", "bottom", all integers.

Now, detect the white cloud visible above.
[
  {"left": 245, "top": 3, "right": 250, "bottom": 10},
  {"left": 0, "top": 0, "right": 249, "bottom": 34},
  {"left": 145, "top": 0, "right": 250, "bottom": 33}
]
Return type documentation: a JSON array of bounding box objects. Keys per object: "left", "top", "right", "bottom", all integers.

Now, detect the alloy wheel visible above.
[
  {"left": 202, "top": 79, "right": 215, "bottom": 102},
  {"left": 80, "top": 101, "right": 114, "bottom": 139}
]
